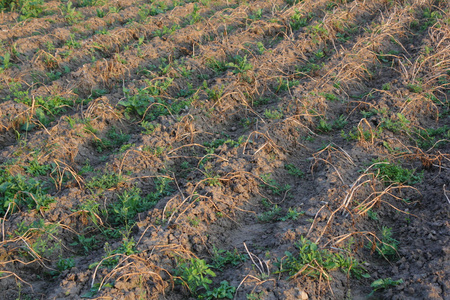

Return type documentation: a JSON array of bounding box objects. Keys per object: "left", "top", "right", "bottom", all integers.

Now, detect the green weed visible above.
[
  {"left": 57, "top": 258, "right": 75, "bottom": 272},
  {"left": 342, "top": 126, "right": 378, "bottom": 142},
  {"left": 147, "top": 176, "right": 174, "bottom": 201},
  {"left": 370, "top": 278, "right": 403, "bottom": 296},
  {"left": 248, "top": 8, "right": 262, "bottom": 21},
  {"left": 46, "top": 71, "right": 62, "bottom": 81},
  {"left": 257, "top": 205, "right": 282, "bottom": 222},
  {"left": 418, "top": 8, "right": 442, "bottom": 31},
  {"left": 66, "top": 34, "right": 81, "bottom": 49},
  {"left": 367, "top": 226, "right": 399, "bottom": 259},
  {"left": 96, "top": 8, "right": 105, "bottom": 18},
  {"left": 275, "top": 77, "right": 299, "bottom": 93},
  {"left": 206, "top": 58, "right": 228, "bottom": 73},
  {"left": 377, "top": 50, "right": 399, "bottom": 63},
  {"left": 332, "top": 115, "right": 348, "bottom": 130},
  {"left": 317, "top": 118, "right": 332, "bottom": 132},
  {"left": 9, "top": 83, "right": 75, "bottom": 126},
  {"left": 336, "top": 32, "right": 351, "bottom": 43},
  {"left": 407, "top": 83, "right": 423, "bottom": 93},
  {"left": 59, "top": 1, "right": 83, "bottom": 24},
  {"left": 260, "top": 174, "right": 291, "bottom": 195},
  {"left": 16, "top": 0, "right": 44, "bottom": 20},
  {"left": 108, "top": 186, "right": 157, "bottom": 226},
  {"left": 93, "top": 127, "right": 130, "bottom": 153},
  {"left": 206, "top": 84, "right": 225, "bottom": 102},
  {"left": 153, "top": 24, "right": 180, "bottom": 37},
  {"left": 1, "top": 52, "right": 11, "bottom": 70},
  {"left": 290, "top": 10, "right": 313, "bottom": 30},
  {"left": 226, "top": 55, "right": 253, "bottom": 74},
  {"left": 186, "top": 3, "right": 202, "bottom": 25},
  {"left": 0, "top": 168, "right": 54, "bottom": 213},
  {"left": 320, "top": 92, "right": 338, "bottom": 102},
  {"left": 413, "top": 125, "right": 450, "bottom": 149},
  {"left": 120, "top": 79, "right": 190, "bottom": 121},
  {"left": 203, "top": 137, "right": 245, "bottom": 153},
  {"left": 382, "top": 83, "right": 391, "bottom": 90},
  {"left": 296, "top": 62, "right": 324, "bottom": 76},
  {"left": 308, "top": 22, "right": 329, "bottom": 42},
  {"left": 71, "top": 233, "right": 98, "bottom": 254},
  {"left": 276, "top": 236, "right": 367, "bottom": 279},
  {"left": 89, "top": 237, "right": 137, "bottom": 270},
  {"left": 15, "top": 219, "right": 62, "bottom": 258},
  {"left": 284, "top": 164, "right": 304, "bottom": 178},
  {"left": 285, "top": 0, "right": 302, "bottom": 6},
  {"left": 279, "top": 207, "right": 304, "bottom": 221},
  {"left": 379, "top": 113, "right": 410, "bottom": 133},
  {"left": 202, "top": 281, "right": 236, "bottom": 299},
  {"left": 372, "top": 160, "right": 423, "bottom": 185},
  {"left": 25, "top": 157, "right": 52, "bottom": 176},
  {"left": 367, "top": 209, "right": 378, "bottom": 220},
  {"left": 174, "top": 258, "right": 216, "bottom": 296},
  {"left": 85, "top": 172, "right": 123, "bottom": 192},
  {"left": 264, "top": 109, "right": 283, "bottom": 120},
  {"left": 211, "top": 246, "right": 247, "bottom": 270}
]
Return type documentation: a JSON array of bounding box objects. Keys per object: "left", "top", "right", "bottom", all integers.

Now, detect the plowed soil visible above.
[{"left": 0, "top": 0, "right": 449, "bottom": 299}]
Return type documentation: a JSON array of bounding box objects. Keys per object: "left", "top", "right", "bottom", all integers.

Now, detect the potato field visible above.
[{"left": 0, "top": 0, "right": 449, "bottom": 298}]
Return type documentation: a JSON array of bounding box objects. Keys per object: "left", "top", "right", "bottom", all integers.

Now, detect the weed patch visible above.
[{"left": 276, "top": 237, "right": 367, "bottom": 280}]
